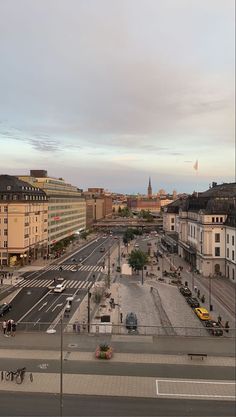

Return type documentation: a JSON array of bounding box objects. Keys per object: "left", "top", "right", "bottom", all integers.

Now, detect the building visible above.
[
  {"left": 163, "top": 182, "right": 236, "bottom": 282},
  {"left": 0, "top": 175, "right": 48, "bottom": 266},
  {"left": 83, "top": 188, "right": 113, "bottom": 228},
  {"left": 18, "top": 170, "right": 86, "bottom": 252}
]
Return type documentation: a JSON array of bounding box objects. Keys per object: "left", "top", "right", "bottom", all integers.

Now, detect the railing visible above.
[{"left": 14, "top": 322, "right": 236, "bottom": 338}]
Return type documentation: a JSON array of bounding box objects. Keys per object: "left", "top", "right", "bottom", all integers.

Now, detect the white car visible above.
[{"left": 54, "top": 283, "right": 66, "bottom": 293}]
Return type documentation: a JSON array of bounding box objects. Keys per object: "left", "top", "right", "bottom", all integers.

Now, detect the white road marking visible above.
[
  {"left": 33, "top": 318, "right": 41, "bottom": 327},
  {"left": 38, "top": 302, "right": 47, "bottom": 311},
  {"left": 52, "top": 303, "right": 63, "bottom": 312}
]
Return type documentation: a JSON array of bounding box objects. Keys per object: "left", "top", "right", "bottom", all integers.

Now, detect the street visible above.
[{"left": 0, "top": 392, "right": 234, "bottom": 416}]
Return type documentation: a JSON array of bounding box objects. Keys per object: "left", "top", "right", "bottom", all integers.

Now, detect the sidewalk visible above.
[{"left": 0, "top": 348, "right": 235, "bottom": 400}]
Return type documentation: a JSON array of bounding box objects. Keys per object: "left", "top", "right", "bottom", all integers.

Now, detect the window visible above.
[
  {"left": 3, "top": 241, "right": 7, "bottom": 248},
  {"left": 215, "top": 247, "right": 220, "bottom": 256},
  {"left": 233, "top": 269, "right": 235, "bottom": 280},
  {"left": 4, "top": 229, "right": 8, "bottom": 236},
  {"left": 220, "top": 217, "right": 223, "bottom": 222},
  {"left": 215, "top": 233, "right": 220, "bottom": 243},
  {"left": 4, "top": 218, "right": 7, "bottom": 224},
  {"left": 4, "top": 206, "right": 8, "bottom": 212},
  {"left": 171, "top": 218, "right": 174, "bottom": 223},
  {"left": 212, "top": 217, "right": 215, "bottom": 223},
  {"left": 232, "top": 251, "right": 235, "bottom": 261},
  {"left": 227, "top": 248, "right": 229, "bottom": 258},
  {"left": 232, "top": 236, "right": 235, "bottom": 246},
  {"left": 227, "top": 234, "right": 229, "bottom": 244},
  {"left": 171, "top": 225, "right": 174, "bottom": 231},
  {"left": 216, "top": 217, "right": 219, "bottom": 223}
]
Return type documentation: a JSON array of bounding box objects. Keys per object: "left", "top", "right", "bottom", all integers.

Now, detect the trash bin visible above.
[{"left": 185, "top": 281, "right": 188, "bottom": 286}]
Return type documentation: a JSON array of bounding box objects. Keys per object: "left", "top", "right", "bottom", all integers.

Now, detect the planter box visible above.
[{"left": 95, "top": 347, "right": 113, "bottom": 359}]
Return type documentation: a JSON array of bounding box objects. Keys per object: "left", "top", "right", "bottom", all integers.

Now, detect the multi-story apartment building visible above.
[
  {"left": 18, "top": 170, "right": 86, "bottom": 252},
  {"left": 0, "top": 175, "right": 48, "bottom": 266},
  {"left": 163, "top": 182, "right": 236, "bottom": 282}
]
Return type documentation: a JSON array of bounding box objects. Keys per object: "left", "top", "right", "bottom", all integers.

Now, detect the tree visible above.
[
  {"left": 123, "top": 228, "right": 135, "bottom": 246},
  {"left": 138, "top": 210, "right": 154, "bottom": 222},
  {"left": 128, "top": 249, "right": 149, "bottom": 284}
]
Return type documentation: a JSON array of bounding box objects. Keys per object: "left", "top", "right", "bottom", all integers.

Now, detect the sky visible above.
[{"left": 0, "top": 0, "right": 235, "bottom": 194}]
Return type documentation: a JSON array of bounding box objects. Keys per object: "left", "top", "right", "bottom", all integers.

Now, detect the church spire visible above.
[{"left": 147, "top": 177, "right": 152, "bottom": 198}]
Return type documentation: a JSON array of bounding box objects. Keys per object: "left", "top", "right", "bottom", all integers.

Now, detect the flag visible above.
[{"left": 193, "top": 160, "right": 198, "bottom": 171}]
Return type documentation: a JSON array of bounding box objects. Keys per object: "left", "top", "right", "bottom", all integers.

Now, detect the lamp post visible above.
[
  {"left": 46, "top": 310, "right": 66, "bottom": 417},
  {"left": 209, "top": 274, "right": 213, "bottom": 311},
  {"left": 191, "top": 270, "right": 195, "bottom": 292},
  {"left": 20, "top": 253, "right": 27, "bottom": 266}
]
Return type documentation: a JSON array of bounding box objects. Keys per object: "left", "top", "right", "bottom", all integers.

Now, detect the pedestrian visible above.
[
  {"left": 0, "top": 277, "right": 3, "bottom": 285},
  {"left": 197, "top": 289, "right": 200, "bottom": 298},
  {"left": 2, "top": 320, "right": 7, "bottom": 335},
  {"left": 217, "top": 315, "right": 222, "bottom": 324},
  {"left": 6, "top": 320, "right": 12, "bottom": 336},
  {"left": 120, "top": 312, "right": 123, "bottom": 323},
  {"left": 194, "top": 286, "right": 197, "bottom": 293},
  {"left": 225, "top": 321, "right": 230, "bottom": 333},
  {"left": 11, "top": 321, "right": 16, "bottom": 336},
  {"left": 82, "top": 321, "right": 86, "bottom": 331}
]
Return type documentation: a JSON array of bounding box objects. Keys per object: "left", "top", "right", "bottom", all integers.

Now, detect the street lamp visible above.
[
  {"left": 209, "top": 274, "right": 213, "bottom": 311},
  {"left": 20, "top": 253, "right": 27, "bottom": 266}
]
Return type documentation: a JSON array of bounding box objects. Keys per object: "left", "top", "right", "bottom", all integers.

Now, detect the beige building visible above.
[
  {"left": 0, "top": 175, "right": 48, "bottom": 266},
  {"left": 18, "top": 170, "right": 86, "bottom": 252},
  {"left": 163, "top": 182, "right": 236, "bottom": 282},
  {"left": 83, "top": 188, "right": 113, "bottom": 228}
]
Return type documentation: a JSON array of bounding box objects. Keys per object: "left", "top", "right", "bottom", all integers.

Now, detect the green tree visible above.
[
  {"left": 138, "top": 210, "right": 153, "bottom": 222},
  {"left": 123, "top": 228, "right": 135, "bottom": 245},
  {"left": 128, "top": 249, "right": 149, "bottom": 284}
]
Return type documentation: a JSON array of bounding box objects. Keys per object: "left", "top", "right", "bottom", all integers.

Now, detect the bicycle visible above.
[{"left": 5, "top": 367, "right": 26, "bottom": 384}]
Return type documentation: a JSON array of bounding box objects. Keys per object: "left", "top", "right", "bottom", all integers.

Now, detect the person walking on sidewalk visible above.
[
  {"left": 11, "top": 321, "right": 16, "bottom": 336},
  {"left": 6, "top": 320, "right": 12, "bottom": 336},
  {"left": 2, "top": 320, "right": 7, "bottom": 336}
]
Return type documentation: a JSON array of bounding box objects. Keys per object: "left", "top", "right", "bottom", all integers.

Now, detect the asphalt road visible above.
[
  {"left": 2, "top": 236, "right": 115, "bottom": 328},
  {"left": 0, "top": 392, "right": 234, "bottom": 416},
  {"left": 0, "top": 358, "right": 234, "bottom": 381}
]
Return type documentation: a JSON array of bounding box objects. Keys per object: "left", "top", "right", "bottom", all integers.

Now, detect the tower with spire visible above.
[{"left": 147, "top": 177, "right": 152, "bottom": 199}]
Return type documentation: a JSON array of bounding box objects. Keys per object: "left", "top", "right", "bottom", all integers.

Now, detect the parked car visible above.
[
  {"left": 54, "top": 282, "right": 67, "bottom": 293},
  {"left": 125, "top": 312, "right": 138, "bottom": 330},
  {"left": 0, "top": 303, "right": 11, "bottom": 316},
  {"left": 194, "top": 307, "right": 210, "bottom": 321},
  {"left": 186, "top": 297, "right": 200, "bottom": 308},
  {"left": 179, "top": 286, "right": 192, "bottom": 297},
  {"left": 204, "top": 320, "right": 223, "bottom": 336}
]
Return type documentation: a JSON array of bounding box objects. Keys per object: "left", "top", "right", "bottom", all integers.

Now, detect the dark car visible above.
[
  {"left": 179, "top": 286, "right": 192, "bottom": 297},
  {"left": 125, "top": 312, "right": 138, "bottom": 330},
  {"left": 186, "top": 297, "right": 200, "bottom": 308},
  {"left": 0, "top": 303, "right": 11, "bottom": 317},
  {"left": 204, "top": 320, "right": 223, "bottom": 336}
]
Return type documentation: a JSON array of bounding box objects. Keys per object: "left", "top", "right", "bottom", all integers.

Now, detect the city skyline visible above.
[{"left": 0, "top": 0, "right": 235, "bottom": 193}]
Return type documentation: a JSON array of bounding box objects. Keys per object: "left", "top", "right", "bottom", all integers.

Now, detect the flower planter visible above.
[{"left": 95, "top": 346, "right": 113, "bottom": 359}]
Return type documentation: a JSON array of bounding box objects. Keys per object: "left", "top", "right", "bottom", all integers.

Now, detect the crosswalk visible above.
[
  {"left": 18, "top": 278, "right": 93, "bottom": 290},
  {"left": 45, "top": 264, "right": 103, "bottom": 272}
]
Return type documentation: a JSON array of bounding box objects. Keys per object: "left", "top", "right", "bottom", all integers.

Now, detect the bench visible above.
[{"left": 188, "top": 353, "right": 207, "bottom": 360}]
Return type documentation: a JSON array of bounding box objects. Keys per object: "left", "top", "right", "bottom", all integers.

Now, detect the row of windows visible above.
[
  {"left": 212, "top": 217, "right": 224, "bottom": 223},
  {"left": 226, "top": 248, "right": 235, "bottom": 260},
  {"left": 0, "top": 218, "right": 8, "bottom": 223},
  {"left": 226, "top": 234, "right": 235, "bottom": 245},
  {"left": 0, "top": 194, "right": 47, "bottom": 201}
]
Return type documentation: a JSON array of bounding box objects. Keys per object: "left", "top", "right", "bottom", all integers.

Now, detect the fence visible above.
[{"left": 12, "top": 321, "right": 236, "bottom": 338}]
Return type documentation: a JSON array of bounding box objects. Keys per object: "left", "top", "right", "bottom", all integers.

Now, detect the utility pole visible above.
[
  {"left": 87, "top": 289, "right": 91, "bottom": 333},
  {"left": 209, "top": 274, "right": 213, "bottom": 311},
  {"left": 108, "top": 246, "right": 111, "bottom": 288},
  {"left": 60, "top": 315, "right": 63, "bottom": 417},
  {"left": 118, "top": 238, "right": 121, "bottom": 269}
]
